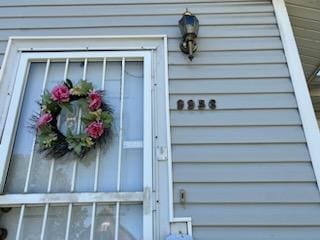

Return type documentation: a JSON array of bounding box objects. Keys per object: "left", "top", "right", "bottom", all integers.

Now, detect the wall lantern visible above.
[{"left": 178, "top": 9, "right": 199, "bottom": 61}]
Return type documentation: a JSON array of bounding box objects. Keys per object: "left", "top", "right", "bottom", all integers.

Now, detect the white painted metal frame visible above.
[
  {"left": 115, "top": 57, "right": 126, "bottom": 240},
  {"left": 0, "top": 50, "right": 153, "bottom": 240},
  {"left": 273, "top": 0, "right": 320, "bottom": 192},
  {"left": 0, "top": 192, "right": 144, "bottom": 206}
]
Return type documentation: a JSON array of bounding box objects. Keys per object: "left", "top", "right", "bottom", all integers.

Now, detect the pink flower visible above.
[
  {"left": 37, "top": 113, "right": 53, "bottom": 128},
  {"left": 51, "top": 84, "right": 70, "bottom": 102},
  {"left": 85, "top": 121, "right": 104, "bottom": 139},
  {"left": 88, "top": 91, "right": 102, "bottom": 111}
]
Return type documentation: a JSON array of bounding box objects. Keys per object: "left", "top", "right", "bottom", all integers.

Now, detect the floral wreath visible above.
[{"left": 33, "top": 79, "right": 112, "bottom": 158}]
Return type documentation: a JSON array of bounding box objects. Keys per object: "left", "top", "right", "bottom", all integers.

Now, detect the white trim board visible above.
[{"left": 273, "top": 0, "right": 320, "bottom": 192}]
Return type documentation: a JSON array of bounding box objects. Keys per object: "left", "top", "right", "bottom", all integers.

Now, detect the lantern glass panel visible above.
[
  {"left": 179, "top": 19, "right": 186, "bottom": 35},
  {"left": 185, "top": 15, "right": 195, "bottom": 25}
]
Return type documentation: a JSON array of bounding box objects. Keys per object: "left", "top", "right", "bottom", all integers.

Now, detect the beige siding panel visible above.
[
  {"left": 294, "top": 27, "right": 320, "bottom": 42},
  {"left": 295, "top": 37, "right": 320, "bottom": 51},
  {"left": 285, "top": 0, "right": 320, "bottom": 83},
  {"left": 299, "top": 47, "right": 320, "bottom": 60},
  {"left": 301, "top": 55, "right": 320, "bottom": 67},
  {"left": 290, "top": 16, "right": 320, "bottom": 33},
  {"left": 285, "top": 0, "right": 320, "bottom": 9},
  {"left": 286, "top": 4, "right": 320, "bottom": 22}
]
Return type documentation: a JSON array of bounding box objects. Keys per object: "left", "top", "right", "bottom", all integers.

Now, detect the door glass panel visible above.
[
  {"left": 50, "top": 60, "right": 88, "bottom": 193},
  {"left": 5, "top": 59, "right": 146, "bottom": 193},
  {"left": 21, "top": 206, "right": 44, "bottom": 239},
  {"left": 44, "top": 205, "right": 68, "bottom": 240},
  {"left": 5, "top": 63, "right": 46, "bottom": 193},
  {"left": 119, "top": 204, "right": 143, "bottom": 240},
  {"left": 69, "top": 204, "right": 92, "bottom": 240},
  {"left": 74, "top": 60, "right": 104, "bottom": 192},
  {"left": 121, "top": 61, "right": 144, "bottom": 192},
  {"left": 50, "top": 155, "right": 73, "bottom": 193},
  {"left": 121, "top": 149, "right": 143, "bottom": 191},
  {"left": 94, "top": 204, "right": 116, "bottom": 240},
  {"left": 123, "top": 61, "right": 144, "bottom": 141},
  {"left": 98, "top": 61, "right": 121, "bottom": 192}
]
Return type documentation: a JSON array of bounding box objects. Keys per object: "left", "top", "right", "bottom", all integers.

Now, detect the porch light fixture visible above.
[{"left": 178, "top": 9, "right": 199, "bottom": 61}]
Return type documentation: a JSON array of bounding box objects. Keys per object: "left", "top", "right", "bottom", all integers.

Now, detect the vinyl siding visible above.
[
  {"left": 0, "top": 1, "right": 319, "bottom": 240},
  {"left": 284, "top": 0, "right": 320, "bottom": 121},
  {"left": 285, "top": 0, "right": 320, "bottom": 78}
]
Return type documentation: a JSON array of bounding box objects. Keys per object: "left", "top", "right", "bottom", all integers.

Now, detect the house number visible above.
[{"left": 177, "top": 99, "right": 216, "bottom": 110}]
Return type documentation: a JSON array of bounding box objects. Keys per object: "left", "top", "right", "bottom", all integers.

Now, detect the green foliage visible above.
[
  {"left": 70, "top": 80, "right": 93, "bottom": 96},
  {"left": 59, "top": 102, "right": 74, "bottom": 113},
  {"left": 37, "top": 125, "right": 58, "bottom": 148},
  {"left": 35, "top": 79, "right": 112, "bottom": 159},
  {"left": 66, "top": 129, "right": 94, "bottom": 156},
  {"left": 101, "top": 111, "right": 113, "bottom": 128},
  {"left": 82, "top": 110, "right": 100, "bottom": 125},
  {"left": 82, "top": 109, "right": 112, "bottom": 127},
  {"left": 77, "top": 98, "right": 89, "bottom": 111},
  {"left": 41, "top": 90, "right": 60, "bottom": 114}
]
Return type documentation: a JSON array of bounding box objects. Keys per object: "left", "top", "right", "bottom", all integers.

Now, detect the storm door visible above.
[{"left": 0, "top": 51, "right": 152, "bottom": 240}]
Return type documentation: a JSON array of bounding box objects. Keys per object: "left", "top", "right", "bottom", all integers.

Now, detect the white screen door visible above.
[{"left": 0, "top": 51, "right": 153, "bottom": 240}]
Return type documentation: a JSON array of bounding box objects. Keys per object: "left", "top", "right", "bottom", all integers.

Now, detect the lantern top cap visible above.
[{"left": 183, "top": 8, "right": 193, "bottom": 16}]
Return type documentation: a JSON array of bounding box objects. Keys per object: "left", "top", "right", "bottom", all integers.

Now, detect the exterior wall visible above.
[{"left": 0, "top": 0, "right": 320, "bottom": 239}]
